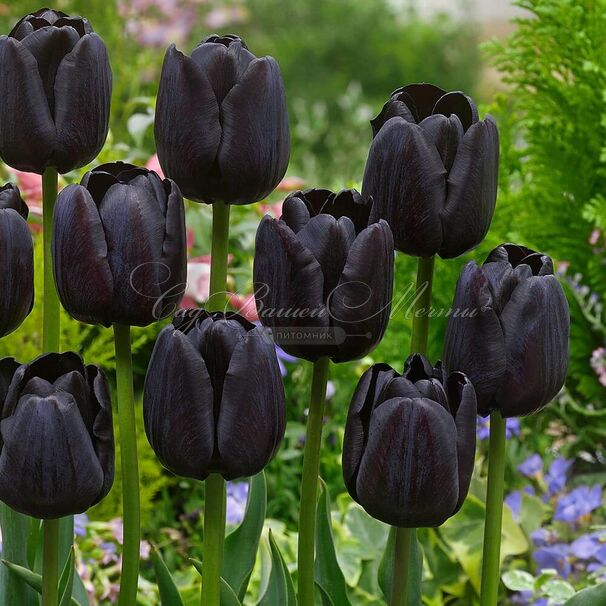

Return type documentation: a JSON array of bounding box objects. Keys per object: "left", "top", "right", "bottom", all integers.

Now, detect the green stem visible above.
[
  {"left": 113, "top": 324, "right": 140, "bottom": 606},
  {"left": 201, "top": 474, "right": 226, "bottom": 606},
  {"left": 391, "top": 255, "right": 435, "bottom": 606},
  {"left": 41, "top": 519, "right": 59, "bottom": 606},
  {"left": 207, "top": 202, "right": 231, "bottom": 311},
  {"left": 42, "top": 167, "right": 60, "bottom": 353},
  {"left": 297, "top": 356, "right": 330, "bottom": 606},
  {"left": 480, "top": 411, "right": 507, "bottom": 606}
]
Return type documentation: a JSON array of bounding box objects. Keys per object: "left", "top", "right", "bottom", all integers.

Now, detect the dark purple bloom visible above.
[
  {"left": 362, "top": 83, "right": 499, "bottom": 258},
  {"left": 0, "top": 353, "right": 114, "bottom": 519},
  {"left": 444, "top": 244, "right": 570, "bottom": 417},
  {"left": 342, "top": 354, "right": 477, "bottom": 527},
  {"left": 554, "top": 486, "right": 602, "bottom": 523},
  {"left": 0, "top": 9, "right": 111, "bottom": 174},
  {"left": 53, "top": 162, "right": 187, "bottom": 327},
  {"left": 144, "top": 310, "right": 286, "bottom": 480},
  {"left": 519, "top": 454, "right": 543, "bottom": 478},
  {"left": 155, "top": 34, "right": 289, "bottom": 204},
  {"left": 254, "top": 189, "right": 394, "bottom": 362}
]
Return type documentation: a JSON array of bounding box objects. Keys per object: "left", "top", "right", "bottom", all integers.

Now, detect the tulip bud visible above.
[
  {"left": 343, "top": 354, "right": 477, "bottom": 527},
  {"left": 0, "top": 184, "right": 34, "bottom": 337},
  {"left": 443, "top": 243, "right": 570, "bottom": 417},
  {"left": 143, "top": 310, "right": 286, "bottom": 480},
  {"left": 0, "top": 352, "right": 114, "bottom": 519},
  {"left": 155, "top": 34, "right": 290, "bottom": 204},
  {"left": 254, "top": 189, "right": 394, "bottom": 362},
  {"left": 362, "top": 83, "right": 499, "bottom": 258},
  {"left": 52, "top": 162, "right": 187, "bottom": 327},
  {"left": 0, "top": 9, "right": 112, "bottom": 174}
]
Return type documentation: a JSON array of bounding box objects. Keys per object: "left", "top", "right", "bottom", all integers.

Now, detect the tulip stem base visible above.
[
  {"left": 202, "top": 474, "right": 226, "bottom": 606},
  {"left": 480, "top": 411, "right": 507, "bottom": 606},
  {"left": 297, "top": 356, "right": 330, "bottom": 606},
  {"left": 42, "top": 518, "right": 59, "bottom": 606},
  {"left": 113, "top": 324, "right": 140, "bottom": 606},
  {"left": 391, "top": 528, "right": 414, "bottom": 606},
  {"left": 42, "top": 167, "right": 60, "bottom": 353},
  {"left": 207, "top": 202, "right": 231, "bottom": 310}
]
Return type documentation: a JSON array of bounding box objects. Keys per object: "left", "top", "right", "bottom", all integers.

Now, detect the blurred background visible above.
[{"left": 0, "top": 0, "right": 604, "bottom": 604}]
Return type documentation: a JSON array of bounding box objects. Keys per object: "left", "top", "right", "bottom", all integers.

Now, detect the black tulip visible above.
[
  {"left": 53, "top": 161, "right": 187, "bottom": 327},
  {"left": 443, "top": 243, "right": 570, "bottom": 417},
  {"left": 343, "top": 354, "right": 477, "bottom": 527},
  {"left": 362, "top": 83, "right": 499, "bottom": 258},
  {"left": 0, "top": 184, "right": 34, "bottom": 337},
  {"left": 155, "top": 34, "right": 290, "bottom": 204},
  {"left": 0, "top": 352, "right": 114, "bottom": 519},
  {"left": 144, "top": 310, "right": 286, "bottom": 480},
  {"left": 253, "top": 189, "right": 394, "bottom": 362},
  {"left": 0, "top": 9, "right": 112, "bottom": 174}
]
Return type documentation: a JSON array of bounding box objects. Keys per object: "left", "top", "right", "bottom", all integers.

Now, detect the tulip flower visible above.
[
  {"left": 155, "top": 34, "right": 290, "bottom": 204},
  {"left": 342, "top": 354, "right": 477, "bottom": 527},
  {"left": 253, "top": 188, "right": 394, "bottom": 362},
  {"left": 52, "top": 161, "right": 187, "bottom": 327},
  {"left": 443, "top": 243, "right": 570, "bottom": 417},
  {"left": 362, "top": 83, "right": 499, "bottom": 258},
  {"left": 144, "top": 310, "right": 286, "bottom": 480},
  {"left": 0, "top": 352, "right": 114, "bottom": 519},
  {"left": 0, "top": 184, "right": 34, "bottom": 337},
  {"left": 0, "top": 8, "right": 112, "bottom": 174}
]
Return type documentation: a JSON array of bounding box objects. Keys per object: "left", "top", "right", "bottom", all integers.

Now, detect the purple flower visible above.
[
  {"left": 476, "top": 417, "right": 521, "bottom": 441},
  {"left": 506, "top": 418, "right": 521, "bottom": 439},
  {"left": 554, "top": 485, "right": 602, "bottom": 523},
  {"left": 519, "top": 454, "right": 543, "bottom": 477},
  {"left": 74, "top": 513, "right": 89, "bottom": 538},
  {"left": 226, "top": 482, "right": 249, "bottom": 525},
  {"left": 275, "top": 345, "right": 298, "bottom": 377},
  {"left": 545, "top": 458, "right": 573, "bottom": 495},
  {"left": 506, "top": 491, "right": 523, "bottom": 520},
  {"left": 534, "top": 543, "right": 571, "bottom": 577},
  {"left": 570, "top": 532, "right": 604, "bottom": 560}
]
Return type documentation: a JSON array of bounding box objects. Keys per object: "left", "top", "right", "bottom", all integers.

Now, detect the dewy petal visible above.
[
  {"left": 218, "top": 57, "right": 290, "bottom": 204},
  {"left": 0, "top": 209, "right": 33, "bottom": 337},
  {"left": 53, "top": 184, "right": 113, "bottom": 326},
  {"left": 53, "top": 33, "right": 112, "bottom": 173},
  {"left": 443, "top": 262, "right": 506, "bottom": 415},
  {"left": 143, "top": 326, "right": 215, "bottom": 480},
  {"left": 217, "top": 326, "right": 286, "bottom": 479},
  {"left": 440, "top": 117, "right": 499, "bottom": 259},
  {"left": 0, "top": 393, "right": 105, "bottom": 518},
  {"left": 253, "top": 217, "right": 329, "bottom": 361},
  {"left": 363, "top": 118, "right": 446, "bottom": 256},
  {"left": 154, "top": 45, "right": 221, "bottom": 203},
  {"left": 342, "top": 363, "right": 398, "bottom": 499},
  {"left": 496, "top": 275, "right": 569, "bottom": 417},
  {"left": 0, "top": 37, "right": 55, "bottom": 173},
  {"left": 330, "top": 221, "right": 394, "bottom": 362},
  {"left": 432, "top": 91, "right": 479, "bottom": 132},
  {"left": 355, "top": 397, "right": 459, "bottom": 527}
]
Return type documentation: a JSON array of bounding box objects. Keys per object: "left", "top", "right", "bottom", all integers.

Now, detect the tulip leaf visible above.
[
  {"left": 315, "top": 480, "right": 352, "bottom": 606},
  {"left": 257, "top": 530, "right": 297, "bottom": 606},
  {"left": 1, "top": 560, "right": 79, "bottom": 606},
  {"left": 58, "top": 548, "right": 75, "bottom": 606},
  {"left": 190, "top": 559, "right": 242, "bottom": 606},
  {"left": 151, "top": 546, "right": 184, "bottom": 606},
  {"left": 223, "top": 472, "right": 267, "bottom": 599},
  {"left": 564, "top": 583, "right": 606, "bottom": 605},
  {"left": 378, "top": 527, "right": 423, "bottom": 606}
]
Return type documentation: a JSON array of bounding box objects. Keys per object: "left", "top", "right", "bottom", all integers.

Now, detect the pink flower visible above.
[
  {"left": 228, "top": 293, "right": 259, "bottom": 322},
  {"left": 184, "top": 255, "right": 211, "bottom": 305},
  {"left": 146, "top": 153, "right": 164, "bottom": 179},
  {"left": 11, "top": 170, "right": 43, "bottom": 215},
  {"left": 258, "top": 200, "right": 283, "bottom": 218},
  {"left": 589, "top": 228, "right": 602, "bottom": 246},
  {"left": 277, "top": 176, "right": 305, "bottom": 192}
]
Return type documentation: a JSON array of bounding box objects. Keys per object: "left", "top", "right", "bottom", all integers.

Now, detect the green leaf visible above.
[
  {"left": 564, "top": 583, "right": 606, "bottom": 605},
  {"left": 315, "top": 480, "right": 351, "bottom": 606},
  {"left": 258, "top": 531, "right": 289, "bottom": 606},
  {"left": 190, "top": 559, "right": 243, "bottom": 606},
  {"left": 151, "top": 547, "right": 184, "bottom": 606},
  {"left": 501, "top": 570, "right": 535, "bottom": 592},
  {"left": 58, "top": 548, "right": 75, "bottom": 606},
  {"left": 223, "top": 472, "right": 267, "bottom": 600},
  {"left": 1, "top": 560, "right": 79, "bottom": 606},
  {"left": 378, "top": 527, "right": 423, "bottom": 605},
  {"left": 543, "top": 579, "right": 575, "bottom": 601}
]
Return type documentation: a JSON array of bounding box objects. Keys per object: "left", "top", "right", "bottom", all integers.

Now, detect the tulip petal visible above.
[
  {"left": 0, "top": 37, "right": 55, "bottom": 173},
  {"left": 218, "top": 326, "right": 285, "bottom": 479},
  {"left": 418, "top": 114, "right": 463, "bottom": 173},
  {"left": 440, "top": 117, "right": 499, "bottom": 259},
  {"left": 443, "top": 262, "right": 506, "bottom": 415},
  {"left": 0, "top": 393, "right": 104, "bottom": 518},
  {"left": 370, "top": 93, "right": 417, "bottom": 137},
  {"left": 0, "top": 358, "right": 19, "bottom": 409},
  {"left": 330, "top": 221, "right": 394, "bottom": 362},
  {"left": 143, "top": 326, "right": 215, "bottom": 480},
  {"left": 323, "top": 189, "right": 372, "bottom": 234},
  {"left": 53, "top": 184, "right": 114, "bottom": 326},
  {"left": 342, "top": 363, "right": 398, "bottom": 498},
  {"left": 432, "top": 91, "right": 479, "bottom": 132},
  {"left": 400, "top": 83, "right": 447, "bottom": 120},
  {"left": 363, "top": 119, "right": 446, "bottom": 256},
  {"left": 281, "top": 195, "right": 310, "bottom": 232},
  {"left": 253, "top": 217, "right": 329, "bottom": 360},
  {"left": 218, "top": 57, "right": 290, "bottom": 204},
  {"left": 0, "top": 184, "right": 28, "bottom": 219},
  {"left": 355, "top": 397, "right": 459, "bottom": 527},
  {"left": 496, "top": 276, "right": 569, "bottom": 417},
  {"left": 154, "top": 45, "right": 221, "bottom": 202}
]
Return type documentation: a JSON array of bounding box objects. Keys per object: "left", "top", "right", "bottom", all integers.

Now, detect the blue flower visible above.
[
  {"left": 518, "top": 454, "right": 543, "bottom": 478},
  {"left": 533, "top": 543, "right": 571, "bottom": 577},
  {"left": 545, "top": 458, "right": 573, "bottom": 496},
  {"left": 226, "top": 481, "right": 249, "bottom": 525},
  {"left": 554, "top": 485, "right": 602, "bottom": 523},
  {"left": 74, "top": 513, "right": 89, "bottom": 538},
  {"left": 505, "top": 486, "right": 536, "bottom": 521},
  {"left": 476, "top": 417, "right": 521, "bottom": 441},
  {"left": 275, "top": 344, "right": 298, "bottom": 377}
]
